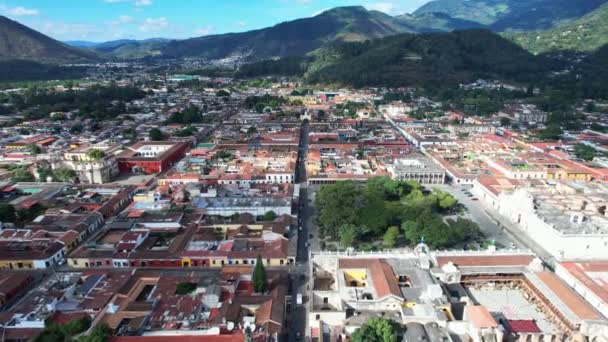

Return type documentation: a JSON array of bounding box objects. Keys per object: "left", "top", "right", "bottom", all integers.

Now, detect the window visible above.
[
  {"left": 323, "top": 297, "right": 328, "bottom": 304},
  {"left": 316, "top": 315, "right": 320, "bottom": 320}
]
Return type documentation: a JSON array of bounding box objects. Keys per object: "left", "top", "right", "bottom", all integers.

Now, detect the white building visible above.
[{"left": 496, "top": 182, "right": 608, "bottom": 260}]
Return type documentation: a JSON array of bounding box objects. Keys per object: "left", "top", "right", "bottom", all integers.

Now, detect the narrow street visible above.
[{"left": 288, "top": 121, "right": 312, "bottom": 342}]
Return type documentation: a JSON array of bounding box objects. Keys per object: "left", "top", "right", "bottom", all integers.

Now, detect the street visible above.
[{"left": 287, "top": 121, "right": 312, "bottom": 342}]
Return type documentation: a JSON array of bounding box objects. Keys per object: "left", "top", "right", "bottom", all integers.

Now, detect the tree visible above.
[
  {"left": 383, "top": 226, "right": 399, "bottom": 248},
  {"left": 53, "top": 167, "right": 77, "bottom": 182},
  {"left": 261, "top": 211, "right": 277, "bottom": 221},
  {"left": 314, "top": 181, "right": 361, "bottom": 239},
  {"left": 149, "top": 128, "right": 164, "bottom": 141},
  {"left": 351, "top": 318, "right": 397, "bottom": 342},
  {"left": 175, "top": 282, "right": 197, "bottom": 295},
  {"left": 12, "top": 167, "right": 34, "bottom": 182},
  {"left": 78, "top": 324, "right": 113, "bottom": 342},
  {"left": 86, "top": 149, "right": 106, "bottom": 160},
  {"left": 216, "top": 89, "right": 230, "bottom": 97},
  {"left": 538, "top": 124, "right": 563, "bottom": 140},
  {"left": 252, "top": 254, "right": 267, "bottom": 293},
  {"left": 28, "top": 143, "right": 42, "bottom": 155},
  {"left": 574, "top": 143, "right": 596, "bottom": 161},
  {"left": 433, "top": 189, "right": 458, "bottom": 210},
  {"left": 0, "top": 204, "right": 16, "bottom": 223},
  {"left": 340, "top": 224, "right": 358, "bottom": 248}
]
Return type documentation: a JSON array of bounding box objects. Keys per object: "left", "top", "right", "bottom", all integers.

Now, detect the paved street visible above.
[{"left": 288, "top": 121, "right": 312, "bottom": 342}]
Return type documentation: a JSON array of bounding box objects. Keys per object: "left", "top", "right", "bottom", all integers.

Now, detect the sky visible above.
[{"left": 0, "top": 0, "right": 432, "bottom": 42}]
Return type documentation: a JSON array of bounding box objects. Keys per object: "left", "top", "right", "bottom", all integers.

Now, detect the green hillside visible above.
[
  {"left": 414, "top": 0, "right": 608, "bottom": 31},
  {"left": 0, "top": 16, "right": 96, "bottom": 62},
  {"left": 507, "top": 4, "right": 608, "bottom": 53},
  {"left": 303, "top": 30, "right": 558, "bottom": 88},
  {"left": 160, "top": 6, "right": 415, "bottom": 60}
]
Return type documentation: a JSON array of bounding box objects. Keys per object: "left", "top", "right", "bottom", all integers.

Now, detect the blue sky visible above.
[{"left": 0, "top": 0, "right": 432, "bottom": 41}]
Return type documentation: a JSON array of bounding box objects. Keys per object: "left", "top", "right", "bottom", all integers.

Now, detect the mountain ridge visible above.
[
  {"left": 507, "top": 3, "right": 608, "bottom": 53},
  {"left": 0, "top": 15, "right": 96, "bottom": 62},
  {"left": 414, "top": 0, "right": 608, "bottom": 31}
]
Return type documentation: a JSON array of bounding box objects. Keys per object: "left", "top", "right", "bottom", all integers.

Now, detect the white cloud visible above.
[
  {"left": 139, "top": 17, "right": 169, "bottom": 33},
  {"left": 1, "top": 6, "right": 40, "bottom": 17},
  {"left": 237, "top": 21, "right": 247, "bottom": 28},
  {"left": 135, "top": 0, "right": 153, "bottom": 7},
  {"left": 115, "top": 15, "right": 134, "bottom": 24},
  {"left": 31, "top": 20, "right": 99, "bottom": 40},
  {"left": 365, "top": 2, "right": 394, "bottom": 14},
  {"left": 103, "top": 0, "right": 153, "bottom": 7},
  {"left": 195, "top": 25, "right": 214, "bottom": 36}
]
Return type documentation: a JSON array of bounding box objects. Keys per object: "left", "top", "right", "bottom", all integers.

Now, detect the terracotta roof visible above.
[
  {"left": 110, "top": 335, "right": 245, "bottom": 342},
  {"left": 504, "top": 320, "right": 541, "bottom": 333},
  {"left": 535, "top": 271, "right": 603, "bottom": 321},
  {"left": 465, "top": 305, "right": 497, "bottom": 329},
  {"left": 338, "top": 259, "right": 402, "bottom": 299},
  {"left": 435, "top": 254, "right": 534, "bottom": 268},
  {"left": 561, "top": 262, "right": 608, "bottom": 305}
]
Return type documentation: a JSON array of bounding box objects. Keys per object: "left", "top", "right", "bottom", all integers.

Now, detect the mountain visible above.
[
  {"left": 396, "top": 12, "right": 486, "bottom": 32},
  {"left": 64, "top": 40, "right": 99, "bottom": 48},
  {"left": 300, "top": 30, "right": 560, "bottom": 88},
  {"left": 507, "top": 4, "right": 608, "bottom": 54},
  {"left": 414, "top": 0, "right": 608, "bottom": 31},
  {"left": 160, "top": 6, "right": 416, "bottom": 61},
  {"left": 92, "top": 38, "right": 171, "bottom": 59},
  {"left": 0, "top": 16, "right": 96, "bottom": 62}
]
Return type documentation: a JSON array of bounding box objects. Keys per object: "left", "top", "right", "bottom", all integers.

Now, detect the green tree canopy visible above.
[
  {"left": 53, "top": 167, "right": 77, "bottom": 183},
  {"left": 86, "top": 149, "right": 106, "bottom": 160},
  {"left": 574, "top": 143, "right": 597, "bottom": 161},
  {"left": 253, "top": 254, "right": 267, "bottom": 293},
  {"left": 261, "top": 211, "right": 277, "bottom": 221},
  {"left": 28, "top": 143, "right": 42, "bottom": 155},
  {"left": 149, "top": 128, "right": 164, "bottom": 141},
  {"left": 351, "top": 318, "right": 397, "bottom": 342},
  {"left": 0, "top": 203, "right": 17, "bottom": 223},
  {"left": 383, "top": 226, "right": 399, "bottom": 248},
  {"left": 12, "top": 167, "right": 34, "bottom": 182},
  {"left": 340, "top": 224, "right": 359, "bottom": 248}
]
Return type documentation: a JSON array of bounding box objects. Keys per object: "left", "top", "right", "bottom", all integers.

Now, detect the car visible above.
[{"left": 509, "top": 242, "right": 517, "bottom": 249}]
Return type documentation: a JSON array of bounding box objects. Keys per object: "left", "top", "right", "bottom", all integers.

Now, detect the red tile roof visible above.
[
  {"left": 466, "top": 305, "right": 497, "bottom": 329},
  {"left": 505, "top": 319, "right": 541, "bottom": 333},
  {"left": 535, "top": 271, "right": 602, "bottom": 321},
  {"left": 110, "top": 335, "right": 245, "bottom": 342},
  {"left": 561, "top": 262, "right": 608, "bottom": 305},
  {"left": 338, "top": 259, "right": 401, "bottom": 299},
  {"left": 436, "top": 254, "right": 534, "bottom": 268}
]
